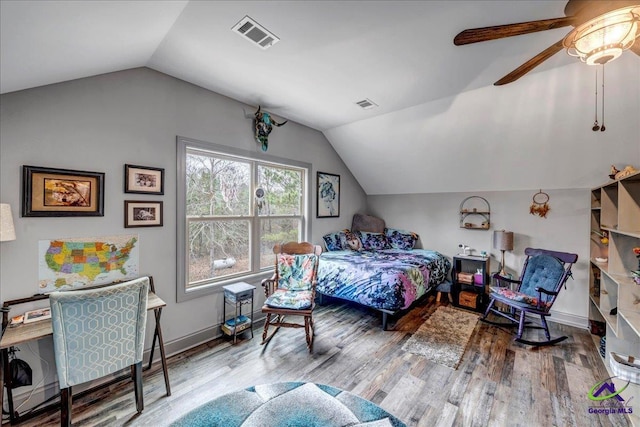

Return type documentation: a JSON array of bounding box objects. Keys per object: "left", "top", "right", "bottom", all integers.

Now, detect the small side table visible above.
[
  {"left": 222, "top": 282, "right": 255, "bottom": 344},
  {"left": 451, "top": 254, "right": 490, "bottom": 313}
]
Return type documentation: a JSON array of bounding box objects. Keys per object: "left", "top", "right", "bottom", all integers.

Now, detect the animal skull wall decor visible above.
[{"left": 254, "top": 105, "right": 287, "bottom": 151}]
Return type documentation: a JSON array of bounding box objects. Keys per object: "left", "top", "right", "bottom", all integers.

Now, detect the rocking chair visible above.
[
  {"left": 261, "top": 242, "right": 322, "bottom": 351},
  {"left": 481, "top": 247, "right": 578, "bottom": 346}
]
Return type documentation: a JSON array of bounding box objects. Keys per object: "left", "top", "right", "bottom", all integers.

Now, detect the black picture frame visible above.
[
  {"left": 124, "top": 200, "right": 163, "bottom": 228},
  {"left": 22, "top": 165, "right": 105, "bottom": 217},
  {"left": 317, "top": 172, "right": 340, "bottom": 218},
  {"left": 124, "top": 164, "right": 164, "bottom": 195}
]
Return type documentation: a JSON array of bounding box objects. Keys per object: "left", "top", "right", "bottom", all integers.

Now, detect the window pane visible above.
[
  {"left": 257, "top": 165, "right": 302, "bottom": 216},
  {"left": 188, "top": 219, "right": 250, "bottom": 286},
  {"left": 259, "top": 218, "right": 301, "bottom": 269},
  {"left": 186, "top": 152, "right": 251, "bottom": 216}
]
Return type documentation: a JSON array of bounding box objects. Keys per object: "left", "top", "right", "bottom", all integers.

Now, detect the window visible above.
[{"left": 177, "top": 137, "right": 310, "bottom": 301}]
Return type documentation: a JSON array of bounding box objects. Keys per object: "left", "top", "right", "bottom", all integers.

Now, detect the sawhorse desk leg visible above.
[{"left": 147, "top": 307, "right": 171, "bottom": 396}]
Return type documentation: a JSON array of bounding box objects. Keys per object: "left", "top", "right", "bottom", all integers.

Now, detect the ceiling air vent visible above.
[
  {"left": 232, "top": 16, "right": 280, "bottom": 50},
  {"left": 355, "top": 99, "right": 378, "bottom": 110}
]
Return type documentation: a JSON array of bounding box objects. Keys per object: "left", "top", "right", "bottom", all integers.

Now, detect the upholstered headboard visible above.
[{"left": 351, "top": 213, "right": 385, "bottom": 233}]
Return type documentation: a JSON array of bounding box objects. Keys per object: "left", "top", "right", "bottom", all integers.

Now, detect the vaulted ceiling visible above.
[{"left": 2, "top": 1, "right": 639, "bottom": 194}]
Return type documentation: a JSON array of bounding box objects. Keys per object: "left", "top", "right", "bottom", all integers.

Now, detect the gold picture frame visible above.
[{"left": 22, "top": 165, "right": 105, "bottom": 217}]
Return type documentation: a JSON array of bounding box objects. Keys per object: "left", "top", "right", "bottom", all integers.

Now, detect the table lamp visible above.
[
  {"left": 493, "top": 230, "right": 513, "bottom": 276},
  {"left": 0, "top": 203, "right": 16, "bottom": 242}
]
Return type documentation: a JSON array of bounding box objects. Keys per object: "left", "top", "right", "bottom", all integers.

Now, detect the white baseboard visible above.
[
  {"left": 548, "top": 310, "right": 588, "bottom": 329},
  {"left": 5, "top": 310, "right": 267, "bottom": 415},
  {"left": 149, "top": 309, "right": 266, "bottom": 363}
]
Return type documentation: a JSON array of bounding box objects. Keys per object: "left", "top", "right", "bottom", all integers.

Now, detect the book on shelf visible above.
[
  {"left": 225, "top": 315, "right": 249, "bottom": 327},
  {"left": 23, "top": 307, "right": 51, "bottom": 324},
  {"left": 222, "top": 315, "right": 252, "bottom": 335}
]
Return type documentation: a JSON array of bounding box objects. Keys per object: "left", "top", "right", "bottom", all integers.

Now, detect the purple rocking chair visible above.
[{"left": 481, "top": 247, "right": 578, "bottom": 346}]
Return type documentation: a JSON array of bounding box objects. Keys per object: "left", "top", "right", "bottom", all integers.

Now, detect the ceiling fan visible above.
[{"left": 454, "top": 0, "right": 640, "bottom": 85}]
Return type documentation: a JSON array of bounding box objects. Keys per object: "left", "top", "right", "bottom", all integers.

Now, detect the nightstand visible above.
[
  {"left": 222, "top": 282, "right": 255, "bottom": 344},
  {"left": 451, "top": 254, "right": 490, "bottom": 313}
]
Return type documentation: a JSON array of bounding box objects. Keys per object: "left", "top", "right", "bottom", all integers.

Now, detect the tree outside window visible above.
[{"left": 182, "top": 145, "right": 306, "bottom": 292}]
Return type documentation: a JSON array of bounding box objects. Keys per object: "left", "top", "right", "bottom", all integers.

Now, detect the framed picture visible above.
[
  {"left": 317, "top": 172, "right": 340, "bottom": 218},
  {"left": 22, "top": 165, "right": 105, "bottom": 217},
  {"left": 124, "top": 164, "right": 164, "bottom": 195},
  {"left": 125, "top": 200, "right": 163, "bottom": 228}
]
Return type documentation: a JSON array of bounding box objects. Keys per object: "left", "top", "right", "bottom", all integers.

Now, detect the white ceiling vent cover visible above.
[
  {"left": 232, "top": 16, "right": 280, "bottom": 50},
  {"left": 356, "top": 99, "right": 378, "bottom": 110}
]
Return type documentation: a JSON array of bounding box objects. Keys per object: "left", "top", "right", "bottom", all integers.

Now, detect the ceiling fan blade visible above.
[
  {"left": 454, "top": 17, "right": 576, "bottom": 46},
  {"left": 631, "top": 41, "right": 640, "bottom": 56},
  {"left": 494, "top": 39, "right": 565, "bottom": 86}
]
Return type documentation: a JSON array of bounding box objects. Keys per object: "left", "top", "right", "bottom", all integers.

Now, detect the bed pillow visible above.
[
  {"left": 385, "top": 228, "right": 419, "bottom": 250},
  {"left": 358, "top": 231, "right": 389, "bottom": 251},
  {"left": 343, "top": 230, "right": 363, "bottom": 251},
  {"left": 322, "top": 230, "right": 348, "bottom": 251}
]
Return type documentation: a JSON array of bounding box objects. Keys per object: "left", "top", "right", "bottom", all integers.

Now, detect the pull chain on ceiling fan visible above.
[
  {"left": 592, "top": 65, "right": 608, "bottom": 132},
  {"left": 592, "top": 68, "right": 600, "bottom": 131},
  {"left": 454, "top": 0, "right": 640, "bottom": 85},
  {"left": 600, "top": 65, "right": 606, "bottom": 132}
]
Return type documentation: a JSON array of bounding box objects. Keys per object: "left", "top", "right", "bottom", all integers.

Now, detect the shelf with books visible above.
[{"left": 588, "top": 170, "right": 640, "bottom": 426}]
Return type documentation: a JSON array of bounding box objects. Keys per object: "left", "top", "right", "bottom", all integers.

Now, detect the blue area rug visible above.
[{"left": 171, "top": 382, "right": 407, "bottom": 427}]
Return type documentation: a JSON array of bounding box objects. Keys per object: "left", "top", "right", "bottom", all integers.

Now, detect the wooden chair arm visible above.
[{"left": 262, "top": 276, "right": 277, "bottom": 298}]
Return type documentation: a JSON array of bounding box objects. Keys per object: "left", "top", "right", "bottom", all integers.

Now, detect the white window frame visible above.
[{"left": 176, "top": 136, "right": 311, "bottom": 302}]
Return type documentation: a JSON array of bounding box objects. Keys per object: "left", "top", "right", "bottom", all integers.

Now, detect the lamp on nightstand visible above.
[
  {"left": 0, "top": 203, "right": 16, "bottom": 242},
  {"left": 493, "top": 230, "right": 513, "bottom": 276}
]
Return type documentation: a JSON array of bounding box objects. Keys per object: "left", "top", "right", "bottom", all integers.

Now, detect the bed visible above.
[{"left": 316, "top": 214, "right": 451, "bottom": 329}]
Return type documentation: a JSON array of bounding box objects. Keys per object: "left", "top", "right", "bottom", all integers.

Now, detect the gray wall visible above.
[
  {"left": 368, "top": 188, "right": 589, "bottom": 326},
  {"left": 0, "top": 67, "right": 367, "bottom": 404}
]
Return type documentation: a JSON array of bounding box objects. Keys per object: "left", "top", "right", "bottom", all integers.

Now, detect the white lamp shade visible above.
[
  {"left": 493, "top": 230, "right": 514, "bottom": 251},
  {"left": 0, "top": 203, "right": 16, "bottom": 242}
]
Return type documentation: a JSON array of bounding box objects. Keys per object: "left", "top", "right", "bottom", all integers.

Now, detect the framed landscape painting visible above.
[
  {"left": 22, "top": 165, "right": 105, "bottom": 217},
  {"left": 317, "top": 172, "right": 340, "bottom": 218},
  {"left": 124, "top": 164, "right": 164, "bottom": 195}
]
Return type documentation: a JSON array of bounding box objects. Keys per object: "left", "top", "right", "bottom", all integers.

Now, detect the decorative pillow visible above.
[
  {"left": 277, "top": 254, "right": 318, "bottom": 291},
  {"left": 322, "top": 231, "right": 348, "bottom": 251},
  {"left": 385, "top": 228, "right": 419, "bottom": 250},
  {"left": 343, "top": 230, "right": 363, "bottom": 251},
  {"left": 358, "top": 231, "right": 389, "bottom": 251}
]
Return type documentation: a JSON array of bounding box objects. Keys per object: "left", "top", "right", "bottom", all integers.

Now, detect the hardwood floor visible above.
[{"left": 9, "top": 296, "right": 630, "bottom": 427}]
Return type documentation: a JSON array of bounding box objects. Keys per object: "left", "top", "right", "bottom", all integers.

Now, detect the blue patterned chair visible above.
[
  {"left": 49, "top": 277, "right": 149, "bottom": 426},
  {"left": 481, "top": 248, "right": 578, "bottom": 346},
  {"left": 261, "top": 242, "right": 322, "bottom": 351}
]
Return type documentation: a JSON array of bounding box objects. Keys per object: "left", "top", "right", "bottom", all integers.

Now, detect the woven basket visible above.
[{"left": 609, "top": 352, "right": 640, "bottom": 384}]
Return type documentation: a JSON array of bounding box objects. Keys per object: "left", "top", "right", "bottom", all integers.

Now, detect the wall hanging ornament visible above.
[
  {"left": 530, "top": 190, "right": 550, "bottom": 218},
  {"left": 255, "top": 188, "right": 265, "bottom": 212},
  {"left": 253, "top": 105, "right": 287, "bottom": 151}
]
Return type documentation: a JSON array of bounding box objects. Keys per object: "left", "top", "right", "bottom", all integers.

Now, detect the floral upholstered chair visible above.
[
  {"left": 481, "top": 248, "right": 578, "bottom": 346},
  {"left": 261, "top": 242, "right": 322, "bottom": 351}
]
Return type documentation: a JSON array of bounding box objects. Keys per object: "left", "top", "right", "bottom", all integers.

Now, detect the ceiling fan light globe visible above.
[{"left": 564, "top": 6, "right": 639, "bottom": 64}]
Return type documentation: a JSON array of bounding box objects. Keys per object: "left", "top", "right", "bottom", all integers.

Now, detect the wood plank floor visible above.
[{"left": 9, "top": 296, "right": 630, "bottom": 427}]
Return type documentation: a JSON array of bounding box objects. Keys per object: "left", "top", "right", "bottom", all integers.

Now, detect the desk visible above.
[{"left": 0, "top": 277, "right": 171, "bottom": 424}]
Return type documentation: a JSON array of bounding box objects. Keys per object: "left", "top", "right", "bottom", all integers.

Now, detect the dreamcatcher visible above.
[{"left": 530, "top": 190, "right": 550, "bottom": 218}]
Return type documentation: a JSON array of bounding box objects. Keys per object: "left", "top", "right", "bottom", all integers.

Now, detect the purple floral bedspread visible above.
[{"left": 316, "top": 249, "right": 451, "bottom": 312}]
